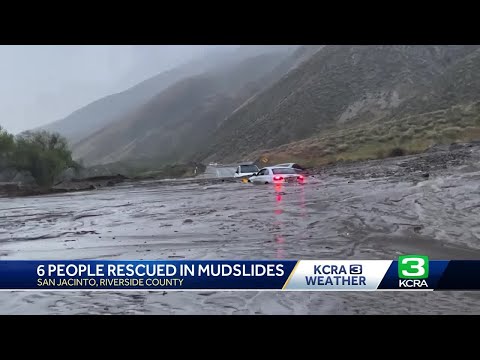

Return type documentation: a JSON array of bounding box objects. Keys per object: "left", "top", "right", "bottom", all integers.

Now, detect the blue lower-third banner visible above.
[{"left": 0, "top": 257, "right": 479, "bottom": 291}]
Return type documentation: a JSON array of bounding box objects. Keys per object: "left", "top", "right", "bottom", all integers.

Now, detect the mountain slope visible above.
[
  {"left": 393, "top": 47, "right": 480, "bottom": 115},
  {"left": 40, "top": 46, "right": 299, "bottom": 145},
  {"left": 72, "top": 49, "right": 299, "bottom": 165},
  {"left": 198, "top": 45, "right": 480, "bottom": 163},
  {"left": 38, "top": 48, "right": 238, "bottom": 144},
  {"left": 223, "top": 45, "right": 325, "bottom": 120},
  {"left": 241, "top": 46, "right": 480, "bottom": 166}
]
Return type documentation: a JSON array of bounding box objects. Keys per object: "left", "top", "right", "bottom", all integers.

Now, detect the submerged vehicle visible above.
[
  {"left": 234, "top": 164, "right": 260, "bottom": 179},
  {"left": 273, "top": 163, "right": 308, "bottom": 174},
  {"left": 248, "top": 166, "right": 305, "bottom": 184}
]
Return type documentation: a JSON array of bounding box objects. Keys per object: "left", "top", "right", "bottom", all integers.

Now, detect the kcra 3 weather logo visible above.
[{"left": 398, "top": 255, "right": 429, "bottom": 288}]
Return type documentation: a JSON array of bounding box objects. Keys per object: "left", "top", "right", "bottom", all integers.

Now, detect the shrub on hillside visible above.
[
  {"left": 0, "top": 127, "right": 77, "bottom": 187},
  {"left": 388, "top": 147, "right": 406, "bottom": 157}
]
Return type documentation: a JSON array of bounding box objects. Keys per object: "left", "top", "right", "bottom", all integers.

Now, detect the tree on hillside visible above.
[
  {"left": 0, "top": 126, "right": 15, "bottom": 159},
  {"left": 13, "top": 130, "right": 78, "bottom": 187}
]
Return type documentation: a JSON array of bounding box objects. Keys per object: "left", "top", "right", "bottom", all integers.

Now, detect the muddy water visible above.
[{"left": 1, "top": 167, "right": 480, "bottom": 314}]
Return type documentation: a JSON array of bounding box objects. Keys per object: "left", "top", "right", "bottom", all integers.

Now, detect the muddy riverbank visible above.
[
  {"left": 0, "top": 174, "right": 128, "bottom": 198},
  {"left": 312, "top": 141, "right": 480, "bottom": 181}
]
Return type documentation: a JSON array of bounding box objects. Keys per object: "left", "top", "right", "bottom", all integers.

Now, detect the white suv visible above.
[{"left": 234, "top": 164, "right": 259, "bottom": 178}]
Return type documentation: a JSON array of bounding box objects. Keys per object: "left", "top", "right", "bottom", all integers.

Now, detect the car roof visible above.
[{"left": 262, "top": 166, "right": 293, "bottom": 170}]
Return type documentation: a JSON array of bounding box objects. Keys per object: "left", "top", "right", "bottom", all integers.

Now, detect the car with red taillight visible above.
[{"left": 248, "top": 167, "right": 305, "bottom": 185}]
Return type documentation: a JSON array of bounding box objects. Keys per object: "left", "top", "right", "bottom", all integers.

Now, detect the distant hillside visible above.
[
  {"left": 198, "top": 45, "right": 480, "bottom": 164},
  {"left": 72, "top": 48, "right": 299, "bottom": 165},
  {"left": 40, "top": 60, "right": 207, "bottom": 144},
  {"left": 39, "top": 46, "right": 298, "bottom": 145}
]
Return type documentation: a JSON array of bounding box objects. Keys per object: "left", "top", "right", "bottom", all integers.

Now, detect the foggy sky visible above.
[{"left": 0, "top": 45, "right": 233, "bottom": 134}]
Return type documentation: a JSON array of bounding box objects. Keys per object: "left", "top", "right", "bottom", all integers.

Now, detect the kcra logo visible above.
[{"left": 398, "top": 255, "right": 429, "bottom": 288}]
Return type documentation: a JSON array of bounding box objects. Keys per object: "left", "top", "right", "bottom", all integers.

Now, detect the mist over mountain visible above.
[
  {"left": 72, "top": 46, "right": 299, "bottom": 165},
  {"left": 40, "top": 45, "right": 299, "bottom": 146},
  {"left": 38, "top": 46, "right": 240, "bottom": 143}
]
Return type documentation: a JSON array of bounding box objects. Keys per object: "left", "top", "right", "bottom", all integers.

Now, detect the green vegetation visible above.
[
  {"left": 253, "top": 101, "right": 480, "bottom": 167},
  {"left": 0, "top": 127, "right": 78, "bottom": 187}
]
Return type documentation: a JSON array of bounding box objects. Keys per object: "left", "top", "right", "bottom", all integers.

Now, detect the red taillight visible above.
[
  {"left": 273, "top": 176, "right": 283, "bottom": 181},
  {"left": 298, "top": 175, "right": 304, "bottom": 180}
]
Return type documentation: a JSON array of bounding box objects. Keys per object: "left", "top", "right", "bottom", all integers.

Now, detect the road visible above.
[{"left": 1, "top": 147, "right": 480, "bottom": 314}]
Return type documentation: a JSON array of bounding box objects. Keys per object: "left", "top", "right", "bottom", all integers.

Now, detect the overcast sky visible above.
[{"left": 0, "top": 45, "right": 230, "bottom": 134}]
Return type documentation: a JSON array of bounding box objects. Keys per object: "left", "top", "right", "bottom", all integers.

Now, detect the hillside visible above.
[
  {"left": 246, "top": 46, "right": 480, "bottom": 166},
  {"left": 40, "top": 59, "right": 209, "bottom": 144},
  {"left": 198, "top": 45, "right": 480, "bottom": 164},
  {"left": 40, "top": 46, "right": 298, "bottom": 145},
  {"left": 72, "top": 49, "right": 299, "bottom": 166}
]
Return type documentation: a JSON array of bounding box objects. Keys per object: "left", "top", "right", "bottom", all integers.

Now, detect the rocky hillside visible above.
[
  {"left": 249, "top": 47, "right": 480, "bottom": 167},
  {"left": 72, "top": 48, "right": 300, "bottom": 165},
  {"left": 198, "top": 45, "right": 480, "bottom": 164}
]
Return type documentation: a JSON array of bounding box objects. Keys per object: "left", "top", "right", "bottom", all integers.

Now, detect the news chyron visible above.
[{"left": 1, "top": 256, "right": 479, "bottom": 291}]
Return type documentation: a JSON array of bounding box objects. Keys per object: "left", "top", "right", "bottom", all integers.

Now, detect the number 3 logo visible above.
[
  {"left": 398, "top": 255, "right": 429, "bottom": 279},
  {"left": 402, "top": 258, "right": 425, "bottom": 277}
]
